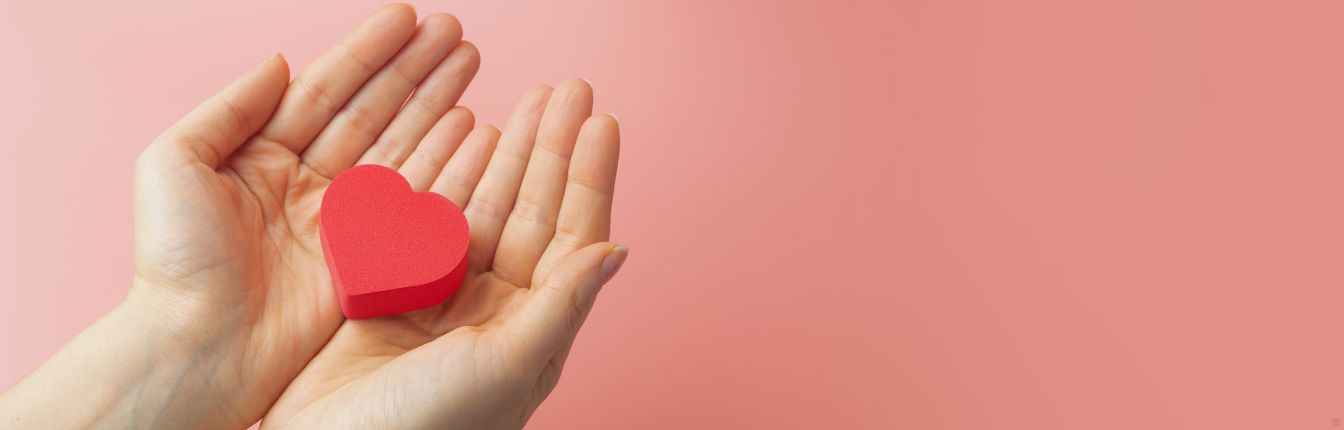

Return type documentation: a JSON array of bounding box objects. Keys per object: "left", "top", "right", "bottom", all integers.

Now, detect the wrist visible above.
[
  {"left": 125, "top": 276, "right": 226, "bottom": 351},
  {"left": 122, "top": 278, "right": 254, "bottom": 428},
  {"left": 0, "top": 284, "right": 245, "bottom": 429}
]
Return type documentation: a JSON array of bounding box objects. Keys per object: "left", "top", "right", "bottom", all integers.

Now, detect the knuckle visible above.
[{"left": 509, "top": 197, "right": 554, "bottom": 227}]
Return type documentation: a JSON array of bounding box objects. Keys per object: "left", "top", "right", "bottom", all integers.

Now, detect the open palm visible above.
[
  {"left": 131, "top": 5, "right": 484, "bottom": 427},
  {"left": 260, "top": 72, "right": 624, "bottom": 428}
]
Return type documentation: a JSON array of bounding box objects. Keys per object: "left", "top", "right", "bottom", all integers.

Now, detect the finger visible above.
[
  {"left": 525, "top": 117, "right": 620, "bottom": 404},
  {"left": 300, "top": 13, "right": 463, "bottom": 178},
  {"left": 463, "top": 86, "right": 552, "bottom": 274},
  {"left": 256, "top": 3, "right": 417, "bottom": 154},
  {"left": 498, "top": 242, "right": 627, "bottom": 369},
  {"left": 429, "top": 124, "right": 500, "bottom": 207},
  {"left": 358, "top": 41, "right": 480, "bottom": 169},
  {"left": 492, "top": 78, "right": 593, "bottom": 288},
  {"left": 532, "top": 114, "right": 620, "bottom": 284},
  {"left": 154, "top": 54, "right": 289, "bottom": 168},
  {"left": 396, "top": 107, "right": 475, "bottom": 190}
]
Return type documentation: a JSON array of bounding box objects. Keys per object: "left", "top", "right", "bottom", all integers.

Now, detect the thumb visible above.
[{"left": 500, "top": 242, "right": 628, "bottom": 369}]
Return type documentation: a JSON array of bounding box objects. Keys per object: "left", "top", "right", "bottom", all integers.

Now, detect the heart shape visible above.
[{"left": 319, "top": 165, "right": 470, "bottom": 319}]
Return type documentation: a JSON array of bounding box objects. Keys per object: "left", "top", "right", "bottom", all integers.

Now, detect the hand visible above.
[
  {"left": 0, "top": 4, "right": 481, "bottom": 428},
  {"left": 260, "top": 78, "right": 626, "bottom": 429}
]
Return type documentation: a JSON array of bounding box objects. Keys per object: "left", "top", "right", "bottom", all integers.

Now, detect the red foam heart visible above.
[{"left": 319, "top": 165, "right": 470, "bottom": 319}]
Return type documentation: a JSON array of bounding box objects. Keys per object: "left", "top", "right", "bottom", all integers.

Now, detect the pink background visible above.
[{"left": 4, "top": 0, "right": 1344, "bottom": 428}]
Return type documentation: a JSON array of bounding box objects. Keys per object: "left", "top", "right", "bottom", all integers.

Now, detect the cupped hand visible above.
[
  {"left": 259, "top": 77, "right": 626, "bottom": 429},
  {"left": 130, "top": 4, "right": 481, "bottom": 427}
]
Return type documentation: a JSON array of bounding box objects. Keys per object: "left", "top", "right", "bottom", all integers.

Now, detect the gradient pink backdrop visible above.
[{"left": 4, "top": 0, "right": 1344, "bottom": 428}]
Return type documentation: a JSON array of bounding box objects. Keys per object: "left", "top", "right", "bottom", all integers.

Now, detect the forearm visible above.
[{"left": 0, "top": 290, "right": 243, "bottom": 429}]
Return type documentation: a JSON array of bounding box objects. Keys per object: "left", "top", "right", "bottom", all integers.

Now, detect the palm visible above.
[
  {"left": 137, "top": 141, "right": 339, "bottom": 382},
  {"left": 263, "top": 76, "right": 623, "bottom": 429},
  {"left": 260, "top": 274, "right": 524, "bottom": 427}
]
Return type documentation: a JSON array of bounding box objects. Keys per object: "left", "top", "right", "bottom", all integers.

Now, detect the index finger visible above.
[{"left": 255, "top": 4, "right": 418, "bottom": 155}]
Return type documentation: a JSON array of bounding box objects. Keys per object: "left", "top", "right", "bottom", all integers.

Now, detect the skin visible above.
[
  {"left": 263, "top": 78, "right": 624, "bottom": 430},
  {"left": 0, "top": 4, "right": 625, "bottom": 429}
]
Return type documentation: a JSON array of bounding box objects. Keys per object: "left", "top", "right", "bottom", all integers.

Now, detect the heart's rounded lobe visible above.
[{"left": 319, "top": 165, "right": 470, "bottom": 319}]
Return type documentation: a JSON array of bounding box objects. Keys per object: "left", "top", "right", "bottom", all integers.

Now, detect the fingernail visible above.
[
  {"left": 255, "top": 52, "right": 281, "bottom": 70},
  {"left": 600, "top": 244, "right": 629, "bottom": 284}
]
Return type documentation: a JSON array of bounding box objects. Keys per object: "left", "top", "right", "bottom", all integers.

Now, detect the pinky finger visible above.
[{"left": 430, "top": 124, "right": 501, "bottom": 207}]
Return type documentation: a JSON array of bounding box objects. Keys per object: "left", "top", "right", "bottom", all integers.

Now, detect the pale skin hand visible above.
[
  {"left": 260, "top": 76, "right": 626, "bottom": 428},
  {"left": 0, "top": 4, "right": 626, "bottom": 429},
  {"left": 0, "top": 4, "right": 516, "bottom": 428}
]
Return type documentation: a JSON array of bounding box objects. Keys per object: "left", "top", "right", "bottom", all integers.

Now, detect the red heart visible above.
[{"left": 319, "top": 165, "right": 470, "bottom": 319}]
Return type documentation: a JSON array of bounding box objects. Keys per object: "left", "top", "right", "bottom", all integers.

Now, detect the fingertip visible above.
[
  {"left": 442, "top": 13, "right": 465, "bottom": 37},
  {"left": 554, "top": 77, "right": 594, "bottom": 102},
  {"left": 527, "top": 82, "right": 554, "bottom": 95},
  {"left": 590, "top": 113, "right": 620, "bottom": 130},
  {"left": 460, "top": 125, "right": 500, "bottom": 159},
  {"left": 600, "top": 243, "right": 629, "bottom": 284},
  {"left": 473, "top": 123, "right": 502, "bottom": 139},
  {"left": 545, "top": 79, "right": 594, "bottom": 119},
  {"left": 522, "top": 84, "right": 555, "bottom": 107},
  {"left": 258, "top": 52, "right": 291, "bottom": 82},
  {"left": 578, "top": 114, "right": 621, "bottom": 145},
  {"left": 369, "top": 3, "right": 418, "bottom": 35},
  {"left": 234, "top": 52, "right": 290, "bottom": 104},
  {"left": 558, "top": 77, "right": 593, "bottom": 93},
  {"left": 446, "top": 105, "right": 475, "bottom": 124},
  {"left": 437, "top": 40, "right": 480, "bottom": 84},
  {"left": 244, "top": 53, "right": 287, "bottom": 89},
  {"left": 419, "top": 13, "right": 464, "bottom": 43},
  {"left": 572, "top": 114, "right": 621, "bottom": 189},
  {"left": 381, "top": 2, "right": 418, "bottom": 20},
  {"left": 348, "top": 3, "right": 418, "bottom": 53},
  {"left": 455, "top": 40, "right": 481, "bottom": 68}
]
